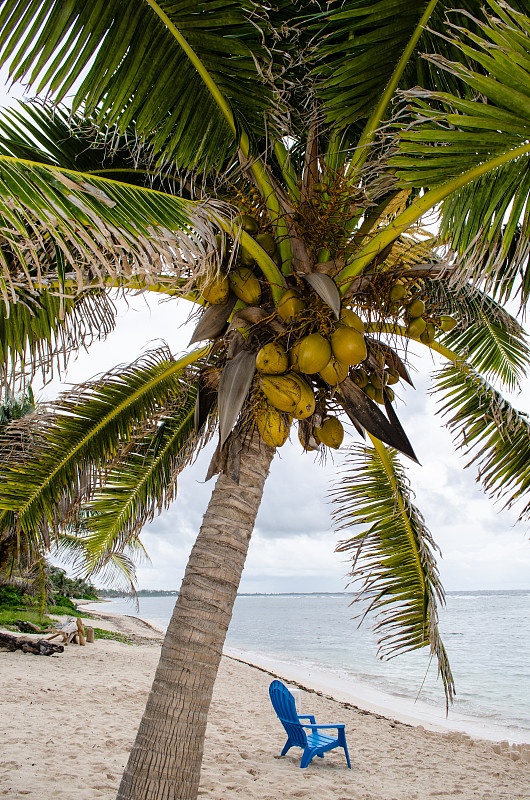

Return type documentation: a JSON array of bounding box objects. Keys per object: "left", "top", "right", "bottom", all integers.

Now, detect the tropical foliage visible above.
[{"left": 0, "top": 1, "right": 530, "bottom": 798}]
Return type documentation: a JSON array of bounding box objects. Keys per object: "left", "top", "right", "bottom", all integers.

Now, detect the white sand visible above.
[{"left": 1, "top": 610, "right": 529, "bottom": 800}]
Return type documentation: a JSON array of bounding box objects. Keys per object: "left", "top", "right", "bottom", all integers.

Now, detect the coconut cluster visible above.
[{"left": 193, "top": 215, "right": 457, "bottom": 454}]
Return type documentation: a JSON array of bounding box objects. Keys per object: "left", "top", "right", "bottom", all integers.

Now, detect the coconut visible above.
[
  {"left": 289, "top": 333, "right": 331, "bottom": 374},
  {"left": 440, "top": 315, "right": 457, "bottom": 332},
  {"left": 407, "top": 298, "right": 426, "bottom": 318},
  {"left": 256, "top": 406, "right": 291, "bottom": 447},
  {"left": 370, "top": 373, "right": 383, "bottom": 390},
  {"left": 255, "top": 233, "right": 277, "bottom": 255},
  {"left": 277, "top": 289, "right": 305, "bottom": 321},
  {"left": 236, "top": 214, "right": 259, "bottom": 234},
  {"left": 260, "top": 372, "right": 314, "bottom": 418},
  {"left": 352, "top": 369, "right": 369, "bottom": 388},
  {"left": 331, "top": 326, "right": 367, "bottom": 365},
  {"left": 239, "top": 245, "right": 255, "bottom": 267},
  {"left": 389, "top": 281, "right": 407, "bottom": 302},
  {"left": 364, "top": 384, "right": 377, "bottom": 401},
  {"left": 340, "top": 307, "right": 364, "bottom": 333},
  {"left": 290, "top": 373, "right": 316, "bottom": 419},
  {"left": 314, "top": 417, "right": 343, "bottom": 449},
  {"left": 385, "top": 369, "right": 399, "bottom": 386},
  {"left": 420, "top": 322, "right": 436, "bottom": 344},
  {"left": 256, "top": 342, "right": 289, "bottom": 374},
  {"left": 298, "top": 426, "right": 320, "bottom": 451},
  {"left": 406, "top": 317, "right": 427, "bottom": 338},
  {"left": 228, "top": 267, "right": 261, "bottom": 304},
  {"left": 319, "top": 356, "right": 348, "bottom": 386},
  {"left": 199, "top": 273, "right": 230, "bottom": 305},
  {"left": 385, "top": 387, "right": 395, "bottom": 403}
]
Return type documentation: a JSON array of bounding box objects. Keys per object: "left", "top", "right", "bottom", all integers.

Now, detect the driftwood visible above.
[{"left": 0, "top": 631, "right": 64, "bottom": 656}]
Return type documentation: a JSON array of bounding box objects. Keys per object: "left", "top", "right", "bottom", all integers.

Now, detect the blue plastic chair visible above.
[{"left": 269, "top": 679, "right": 352, "bottom": 769}]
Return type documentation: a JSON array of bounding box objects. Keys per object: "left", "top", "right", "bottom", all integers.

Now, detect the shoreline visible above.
[
  {"left": 2, "top": 606, "right": 530, "bottom": 800},
  {"left": 83, "top": 602, "right": 530, "bottom": 747}
]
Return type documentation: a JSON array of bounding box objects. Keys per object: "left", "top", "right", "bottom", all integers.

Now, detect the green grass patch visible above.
[
  {"left": 91, "top": 627, "right": 136, "bottom": 645},
  {"left": 0, "top": 607, "right": 55, "bottom": 631}
]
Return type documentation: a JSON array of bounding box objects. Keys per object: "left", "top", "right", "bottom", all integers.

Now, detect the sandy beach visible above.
[{"left": 1, "top": 608, "right": 529, "bottom": 800}]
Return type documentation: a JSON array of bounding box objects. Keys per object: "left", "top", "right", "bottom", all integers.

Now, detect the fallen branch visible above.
[{"left": 0, "top": 631, "right": 64, "bottom": 656}]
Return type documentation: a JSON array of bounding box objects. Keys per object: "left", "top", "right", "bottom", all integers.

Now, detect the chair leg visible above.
[
  {"left": 280, "top": 740, "right": 292, "bottom": 757},
  {"left": 300, "top": 748, "right": 316, "bottom": 769},
  {"left": 343, "top": 744, "right": 352, "bottom": 769}
]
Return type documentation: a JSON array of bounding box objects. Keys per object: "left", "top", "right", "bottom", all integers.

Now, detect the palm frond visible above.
[
  {"left": 0, "top": 1, "right": 272, "bottom": 170},
  {"left": 434, "top": 359, "right": 530, "bottom": 520},
  {"left": 0, "top": 150, "right": 229, "bottom": 300},
  {"left": 423, "top": 279, "right": 530, "bottom": 390},
  {"left": 53, "top": 527, "right": 147, "bottom": 594},
  {"left": 0, "top": 345, "right": 210, "bottom": 543},
  {"left": 391, "top": 2, "right": 530, "bottom": 296},
  {"left": 0, "top": 287, "right": 115, "bottom": 398},
  {"left": 74, "top": 379, "right": 216, "bottom": 577},
  {"left": 331, "top": 440, "right": 454, "bottom": 707}
]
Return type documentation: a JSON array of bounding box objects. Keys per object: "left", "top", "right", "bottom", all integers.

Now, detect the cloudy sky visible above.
[
  {"left": 1, "top": 73, "right": 529, "bottom": 595},
  {"left": 34, "top": 295, "right": 530, "bottom": 594}
]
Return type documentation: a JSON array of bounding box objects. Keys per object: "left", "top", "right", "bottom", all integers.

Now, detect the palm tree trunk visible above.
[{"left": 117, "top": 431, "right": 275, "bottom": 800}]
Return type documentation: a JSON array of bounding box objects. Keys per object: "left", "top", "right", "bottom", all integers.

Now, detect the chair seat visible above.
[{"left": 306, "top": 731, "right": 337, "bottom": 749}]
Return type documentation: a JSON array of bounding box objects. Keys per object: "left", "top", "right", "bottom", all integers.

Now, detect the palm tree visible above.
[{"left": 1, "top": 3, "right": 530, "bottom": 799}]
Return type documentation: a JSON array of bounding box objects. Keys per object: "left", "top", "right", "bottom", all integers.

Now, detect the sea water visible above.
[{"left": 91, "top": 591, "right": 530, "bottom": 743}]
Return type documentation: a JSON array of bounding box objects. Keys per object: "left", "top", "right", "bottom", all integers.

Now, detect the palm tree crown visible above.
[{"left": 1, "top": 2, "right": 530, "bottom": 799}]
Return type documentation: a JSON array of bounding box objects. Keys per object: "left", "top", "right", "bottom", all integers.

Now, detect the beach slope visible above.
[{"left": 1, "top": 611, "right": 528, "bottom": 800}]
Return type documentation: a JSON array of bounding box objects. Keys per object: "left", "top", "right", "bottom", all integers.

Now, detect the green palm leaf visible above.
[
  {"left": 423, "top": 279, "right": 530, "bottom": 390},
  {"left": 0, "top": 1, "right": 272, "bottom": 170},
  {"left": 0, "top": 287, "right": 115, "bottom": 397},
  {"left": 391, "top": 3, "right": 530, "bottom": 296},
  {"left": 332, "top": 439, "right": 454, "bottom": 707},
  {"left": 434, "top": 360, "right": 530, "bottom": 519},
  {"left": 54, "top": 526, "right": 148, "bottom": 593},
  {"left": 0, "top": 151, "right": 225, "bottom": 298},
  {"left": 76, "top": 382, "right": 216, "bottom": 577},
  {"left": 0, "top": 345, "right": 209, "bottom": 541}
]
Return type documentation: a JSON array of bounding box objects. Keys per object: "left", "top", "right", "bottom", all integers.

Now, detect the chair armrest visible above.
[
  {"left": 301, "top": 723, "right": 345, "bottom": 731},
  {"left": 297, "top": 714, "right": 316, "bottom": 724}
]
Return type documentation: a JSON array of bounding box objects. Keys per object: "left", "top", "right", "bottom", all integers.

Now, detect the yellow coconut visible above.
[
  {"left": 385, "top": 369, "right": 400, "bottom": 386},
  {"left": 314, "top": 417, "right": 344, "bottom": 449},
  {"left": 256, "top": 405, "right": 291, "bottom": 447},
  {"left": 440, "top": 315, "right": 457, "bottom": 332},
  {"left": 199, "top": 273, "right": 230, "bottom": 305},
  {"left": 228, "top": 267, "right": 261, "bottom": 304},
  {"left": 290, "top": 373, "right": 316, "bottom": 419},
  {"left": 407, "top": 298, "right": 426, "bottom": 318},
  {"left": 340, "top": 307, "right": 365, "bottom": 333},
  {"left": 260, "top": 372, "right": 314, "bottom": 417},
  {"left": 277, "top": 289, "right": 305, "bottom": 321},
  {"left": 319, "top": 356, "right": 348, "bottom": 386},
  {"left": 406, "top": 317, "right": 427, "bottom": 339},
  {"left": 331, "top": 326, "right": 367, "bottom": 365},
  {"left": 289, "top": 333, "right": 331, "bottom": 374},
  {"left": 256, "top": 342, "right": 289, "bottom": 374}
]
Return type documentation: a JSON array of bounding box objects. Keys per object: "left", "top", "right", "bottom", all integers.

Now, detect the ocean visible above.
[{"left": 90, "top": 590, "right": 530, "bottom": 744}]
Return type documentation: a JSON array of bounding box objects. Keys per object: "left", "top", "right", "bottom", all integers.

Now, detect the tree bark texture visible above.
[{"left": 117, "top": 432, "right": 275, "bottom": 800}]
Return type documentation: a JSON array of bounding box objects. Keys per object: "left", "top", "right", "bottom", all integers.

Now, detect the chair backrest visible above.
[{"left": 269, "top": 680, "right": 307, "bottom": 748}]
